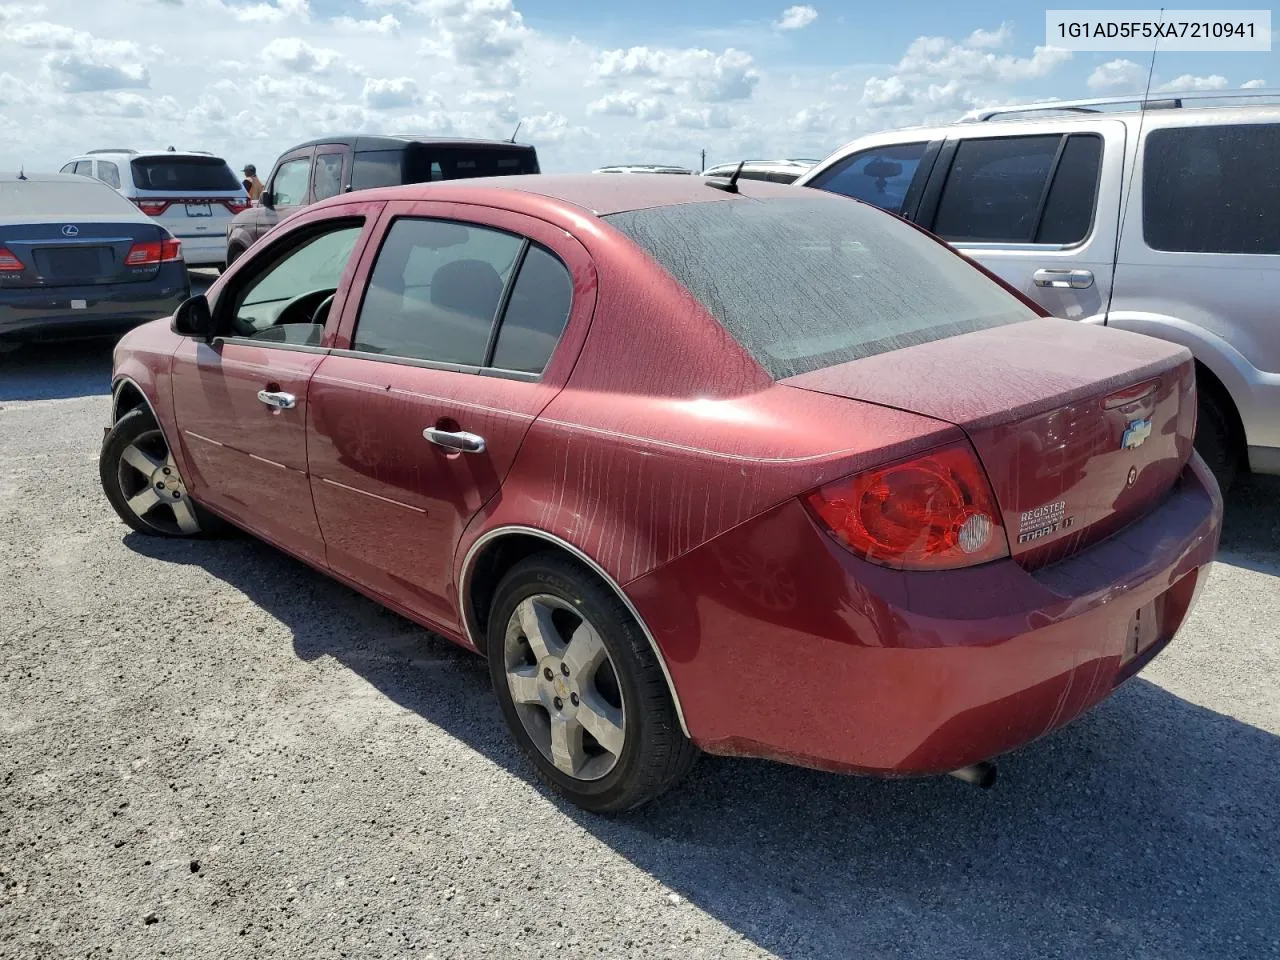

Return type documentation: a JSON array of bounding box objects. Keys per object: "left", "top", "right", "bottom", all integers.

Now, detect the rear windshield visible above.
[
  {"left": 0, "top": 178, "right": 139, "bottom": 217},
  {"left": 130, "top": 156, "right": 240, "bottom": 192},
  {"left": 603, "top": 196, "right": 1035, "bottom": 378}
]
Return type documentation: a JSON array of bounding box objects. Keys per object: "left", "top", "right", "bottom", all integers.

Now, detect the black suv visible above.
[{"left": 225, "top": 135, "right": 540, "bottom": 266}]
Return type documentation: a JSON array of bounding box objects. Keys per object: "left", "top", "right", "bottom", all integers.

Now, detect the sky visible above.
[{"left": 0, "top": 0, "right": 1273, "bottom": 175}]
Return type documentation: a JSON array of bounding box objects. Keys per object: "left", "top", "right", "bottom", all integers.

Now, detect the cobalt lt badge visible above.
[{"left": 1121, "top": 417, "right": 1152, "bottom": 450}]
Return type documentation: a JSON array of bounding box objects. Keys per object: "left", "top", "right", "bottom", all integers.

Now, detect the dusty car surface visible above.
[{"left": 100, "top": 174, "right": 1222, "bottom": 812}]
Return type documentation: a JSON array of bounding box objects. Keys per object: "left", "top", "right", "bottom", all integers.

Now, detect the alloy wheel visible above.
[
  {"left": 115, "top": 428, "right": 201, "bottom": 536},
  {"left": 502, "top": 594, "right": 627, "bottom": 781}
]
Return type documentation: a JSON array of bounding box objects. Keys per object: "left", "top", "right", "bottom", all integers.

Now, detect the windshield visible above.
[
  {"left": 0, "top": 178, "right": 140, "bottom": 217},
  {"left": 131, "top": 156, "right": 240, "bottom": 192},
  {"left": 603, "top": 195, "right": 1036, "bottom": 378}
]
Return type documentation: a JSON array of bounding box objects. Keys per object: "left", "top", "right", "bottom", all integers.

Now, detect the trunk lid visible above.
[
  {"left": 783, "top": 318, "right": 1197, "bottom": 569},
  {"left": 0, "top": 220, "right": 169, "bottom": 287}
]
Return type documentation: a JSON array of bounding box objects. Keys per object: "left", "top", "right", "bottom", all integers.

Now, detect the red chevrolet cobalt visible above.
[{"left": 100, "top": 175, "right": 1222, "bottom": 812}]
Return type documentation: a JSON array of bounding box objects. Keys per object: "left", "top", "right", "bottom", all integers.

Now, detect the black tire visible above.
[
  {"left": 225, "top": 244, "right": 245, "bottom": 270},
  {"left": 487, "top": 552, "right": 698, "bottom": 813},
  {"left": 1194, "top": 384, "right": 1240, "bottom": 493},
  {"left": 99, "top": 407, "right": 228, "bottom": 537}
]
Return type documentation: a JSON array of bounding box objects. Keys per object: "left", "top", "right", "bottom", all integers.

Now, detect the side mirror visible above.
[
  {"left": 260, "top": 190, "right": 275, "bottom": 210},
  {"left": 171, "top": 294, "right": 214, "bottom": 341}
]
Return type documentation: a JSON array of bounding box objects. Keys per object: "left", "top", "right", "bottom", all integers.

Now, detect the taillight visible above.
[
  {"left": 224, "top": 199, "right": 250, "bottom": 214},
  {"left": 0, "top": 247, "right": 22, "bottom": 271},
  {"left": 135, "top": 199, "right": 170, "bottom": 216},
  {"left": 804, "top": 442, "right": 1010, "bottom": 571},
  {"left": 125, "top": 238, "right": 183, "bottom": 266}
]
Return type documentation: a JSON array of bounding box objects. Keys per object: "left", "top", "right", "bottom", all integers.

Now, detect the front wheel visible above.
[
  {"left": 99, "top": 407, "right": 224, "bottom": 537},
  {"left": 487, "top": 552, "right": 698, "bottom": 813}
]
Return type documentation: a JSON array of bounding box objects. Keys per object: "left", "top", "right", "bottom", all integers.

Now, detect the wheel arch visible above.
[{"left": 459, "top": 525, "right": 691, "bottom": 737}]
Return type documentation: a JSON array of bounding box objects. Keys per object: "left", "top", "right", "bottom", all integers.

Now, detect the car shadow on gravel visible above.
[
  {"left": 0, "top": 338, "right": 115, "bottom": 401},
  {"left": 1216, "top": 472, "right": 1280, "bottom": 576},
  {"left": 125, "top": 518, "right": 1280, "bottom": 960}
]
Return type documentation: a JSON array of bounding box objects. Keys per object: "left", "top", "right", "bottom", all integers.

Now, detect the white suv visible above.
[
  {"left": 59, "top": 149, "right": 248, "bottom": 269},
  {"left": 796, "top": 90, "right": 1280, "bottom": 490}
]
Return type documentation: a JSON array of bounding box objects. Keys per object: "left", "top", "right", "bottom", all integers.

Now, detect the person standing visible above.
[{"left": 241, "top": 164, "right": 264, "bottom": 203}]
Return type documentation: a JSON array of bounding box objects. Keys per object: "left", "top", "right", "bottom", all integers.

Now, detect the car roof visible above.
[
  {"left": 279, "top": 135, "right": 535, "bottom": 152},
  {"left": 328, "top": 172, "right": 802, "bottom": 217}
]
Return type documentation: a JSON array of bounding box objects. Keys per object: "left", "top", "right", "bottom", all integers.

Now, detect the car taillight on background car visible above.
[
  {"left": 125, "top": 239, "right": 183, "bottom": 266},
  {"left": 134, "top": 199, "right": 170, "bottom": 216},
  {"left": 224, "top": 199, "right": 250, "bottom": 214},
  {"left": 0, "top": 247, "right": 23, "bottom": 271},
  {"left": 804, "top": 441, "right": 1010, "bottom": 571}
]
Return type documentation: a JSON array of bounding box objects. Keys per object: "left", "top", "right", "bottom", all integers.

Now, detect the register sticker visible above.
[{"left": 70, "top": 299, "right": 87, "bottom": 310}]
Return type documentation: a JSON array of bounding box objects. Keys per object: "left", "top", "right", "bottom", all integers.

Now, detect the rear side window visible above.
[
  {"left": 130, "top": 156, "right": 240, "bottom": 191},
  {"left": 604, "top": 196, "right": 1034, "bottom": 379},
  {"left": 404, "top": 146, "right": 539, "bottom": 182},
  {"left": 1143, "top": 123, "right": 1280, "bottom": 254},
  {"left": 350, "top": 150, "right": 404, "bottom": 191},
  {"left": 353, "top": 218, "right": 523, "bottom": 365},
  {"left": 807, "top": 143, "right": 928, "bottom": 215},
  {"left": 932, "top": 135, "right": 1062, "bottom": 242},
  {"left": 1035, "top": 135, "right": 1102, "bottom": 244},
  {"left": 491, "top": 245, "right": 573, "bottom": 373},
  {"left": 97, "top": 161, "right": 122, "bottom": 190}
]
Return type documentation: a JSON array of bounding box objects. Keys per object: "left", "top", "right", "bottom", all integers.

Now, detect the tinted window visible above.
[
  {"left": 350, "top": 150, "right": 404, "bottom": 191},
  {"left": 59, "top": 162, "right": 76, "bottom": 174},
  {"left": 73, "top": 161, "right": 94, "bottom": 177},
  {"left": 271, "top": 157, "right": 311, "bottom": 206},
  {"left": 404, "top": 145, "right": 539, "bottom": 182},
  {"left": 231, "top": 225, "right": 363, "bottom": 344},
  {"left": 97, "top": 160, "right": 122, "bottom": 190},
  {"left": 312, "top": 152, "right": 344, "bottom": 202},
  {"left": 932, "top": 135, "right": 1061, "bottom": 242},
  {"left": 1143, "top": 124, "right": 1280, "bottom": 254},
  {"left": 605, "top": 196, "right": 1033, "bottom": 379},
  {"left": 1036, "top": 135, "right": 1102, "bottom": 244},
  {"left": 491, "top": 245, "right": 573, "bottom": 373},
  {"left": 809, "top": 143, "right": 928, "bottom": 215},
  {"left": 130, "top": 156, "right": 240, "bottom": 191},
  {"left": 0, "top": 178, "right": 139, "bottom": 216},
  {"left": 353, "top": 218, "right": 523, "bottom": 365}
]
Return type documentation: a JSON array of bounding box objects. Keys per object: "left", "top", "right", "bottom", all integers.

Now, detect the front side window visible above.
[
  {"left": 271, "top": 157, "right": 311, "bottom": 207},
  {"left": 353, "top": 218, "right": 523, "bottom": 365},
  {"left": 931, "top": 135, "right": 1061, "bottom": 243},
  {"left": 605, "top": 196, "right": 1034, "bottom": 379},
  {"left": 808, "top": 142, "right": 928, "bottom": 215},
  {"left": 312, "top": 152, "right": 344, "bottom": 202},
  {"left": 59, "top": 161, "right": 77, "bottom": 174},
  {"left": 1143, "top": 123, "right": 1280, "bottom": 254},
  {"left": 229, "top": 223, "right": 363, "bottom": 345},
  {"left": 73, "top": 160, "right": 94, "bottom": 178},
  {"left": 97, "top": 161, "right": 122, "bottom": 190}
]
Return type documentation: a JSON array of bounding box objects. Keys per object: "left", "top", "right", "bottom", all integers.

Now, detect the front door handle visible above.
[
  {"left": 257, "top": 389, "right": 296, "bottom": 410},
  {"left": 423, "top": 427, "right": 486, "bottom": 454},
  {"left": 1033, "top": 268, "right": 1094, "bottom": 289}
]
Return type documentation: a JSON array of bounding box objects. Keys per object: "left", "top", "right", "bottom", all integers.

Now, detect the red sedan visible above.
[{"left": 99, "top": 174, "right": 1222, "bottom": 812}]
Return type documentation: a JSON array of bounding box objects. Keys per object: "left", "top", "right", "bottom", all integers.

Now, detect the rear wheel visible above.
[
  {"left": 99, "top": 407, "right": 225, "bottom": 537},
  {"left": 225, "top": 243, "right": 245, "bottom": 270},
  {"left": 487, "top": 552, "right": 698, "bottom": 813},
  {"left": 1194, "top": 382, "right": 1241, "bottom": 493}
]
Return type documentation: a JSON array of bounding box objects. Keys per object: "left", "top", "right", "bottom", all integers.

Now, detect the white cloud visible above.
[
  {"left": 1241, "top": 78, "right": 1267, "bottom": 88},
  {"left": 260, "top": 36, "right": 340, "bottom": 73},
  {"left": 587, "top": 91, "right": 667, "bottom": 121},
  {"left": 775, "top": 5, "right": 816, "bottom": 30},
  {"left": 362, "top": 75, "right": 420, "bottom": 109},
  {"left": 1157, "top": 73, "right": 1229, "bottom": 92},
  {"left": 230, "top": 0, "right": 310, "bottom": 23},
  {"left": 332, "top": 13, "right": 400, "bottom": 34},
  {"left": 967, "top": 22, "right": 1011, "bottom": 49},
  {"left": 595, "top": 46, "right": 759, "bottom": 102},
  {"left": 673, "top": 105, "right": 733, "bottom": 129},
  {"left": 1087, "top": 58, "right": 1145, "bottom": 92}
]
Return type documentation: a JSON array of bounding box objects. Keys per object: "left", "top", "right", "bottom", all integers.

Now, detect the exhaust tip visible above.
[{"left": 949, "top": 761, "right": 997, "bottom": 789}]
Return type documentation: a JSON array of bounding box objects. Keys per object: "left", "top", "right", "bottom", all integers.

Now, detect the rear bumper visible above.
[
  {"left": 167, "top": 234, "right": 225, "bottom": 267},
  {"left": 0, "top": 266, "right": 188, "bottom": 341},
  {"left": 627, "top": 454, "right": 1223, "bottom": 776}
]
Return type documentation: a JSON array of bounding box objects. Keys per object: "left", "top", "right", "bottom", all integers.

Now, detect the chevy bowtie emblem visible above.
[
  {"left": 61, "top": 224, "right": 79, "bottom": 237},
  {"left": 1121, "top": 417, "right": 1152, "bottom": 450}
]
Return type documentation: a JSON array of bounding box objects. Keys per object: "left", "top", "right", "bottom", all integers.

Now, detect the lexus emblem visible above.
[{"left": 61, "top": 224, "right": 79, "bottom": 237}]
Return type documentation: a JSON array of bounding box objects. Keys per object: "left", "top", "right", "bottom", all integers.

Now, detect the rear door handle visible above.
[
  {"left": 423, "top": 427, "right": 486, "bottom": 454},
  {"left": 257, "top": 389, "right": 296, "bottom": 410},
  {"left": 1033, "top": 268, "right": 1094, "bottom": 289}
]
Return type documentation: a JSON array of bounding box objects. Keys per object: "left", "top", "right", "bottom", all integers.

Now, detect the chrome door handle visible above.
[
  {"left": 423, "top": 427, "right": 486, "bottom": 454},
  {"left": 1033, "top": 268, "right": 1094, "bottom": 289},
  {"left": 257, "top": 389, "right": 296, "bottom": 410}
]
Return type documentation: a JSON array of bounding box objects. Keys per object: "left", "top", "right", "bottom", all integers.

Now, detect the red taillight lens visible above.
[
  {"left": 0, "top": 247, "right": 22, "bottom": 271},
  {"left": 224, "top": 199, "right": 250, "bottom": 214},
  {"left": 804, "top": 442, "right": 1010, "bottom": 571},
  {"left": 135, "top": 199, "right": 170, "bottom": 216},
  {"left": 125, "top": 239, "right": 183, "bottom": 266}
]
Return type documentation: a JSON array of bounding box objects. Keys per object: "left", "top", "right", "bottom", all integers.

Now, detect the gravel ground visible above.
[{"left": 1, "top": 337, "right": 1278, "bottom": 960}]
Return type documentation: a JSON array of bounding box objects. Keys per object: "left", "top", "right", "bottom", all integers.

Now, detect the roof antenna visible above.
[
  {"left": 17, "top": 165, "right": 27, "bottom": 181},
  {"left": 706, "top": 160, "right": 744, "bottom": 193},
  {"left": 1104, "top": 6, "right": 1162, "bottom": 325},
  {"left": 508, "top": 121, "right": 521, "bottom": 143}
]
